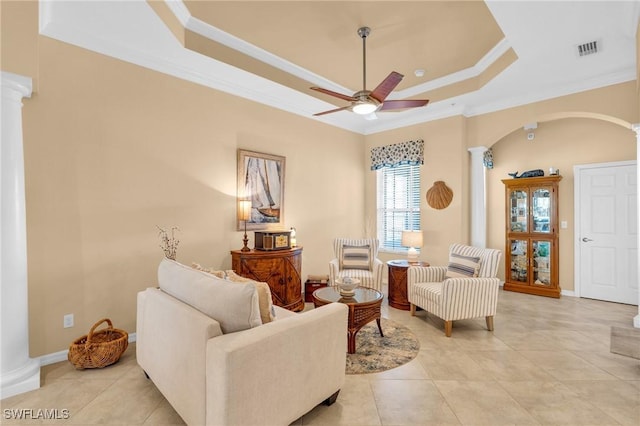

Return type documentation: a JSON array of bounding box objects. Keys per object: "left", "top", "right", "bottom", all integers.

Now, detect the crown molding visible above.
[
  {"left": 38, "top": 6, "right": 368, "bottom": 135},
  {"left": 392, "top": 38, "right": 512, "bottom": 99},
  {"left": 174, "top": 1, "right": 513, "bottom": 101},
  {"left": 182, "top": 10, "right": 354, "bottom": 96},
  {"left": 38, "top": 0, "right": 638, "bottom": 137},
  {"left": 464, "top": 67, "right": 636, "bottom": 118}
]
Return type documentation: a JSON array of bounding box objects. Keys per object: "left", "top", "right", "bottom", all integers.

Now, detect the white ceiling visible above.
[{"left": 39, "top": 0, "right": 639, "bottom": 135}]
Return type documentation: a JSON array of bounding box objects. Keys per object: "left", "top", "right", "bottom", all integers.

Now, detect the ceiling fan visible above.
[{"left": 311, "top": 27, "right": 429, "bottom": 117}]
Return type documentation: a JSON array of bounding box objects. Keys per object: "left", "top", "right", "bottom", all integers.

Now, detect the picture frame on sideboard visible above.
[{"left": 237, "top": 149, "right": 286, "bottom": 231}]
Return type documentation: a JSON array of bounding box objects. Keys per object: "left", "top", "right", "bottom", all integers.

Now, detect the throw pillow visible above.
[
  {"left": 225, "top": 270, "right": 276, "bottom": 324},
  {"left": 191, "top": 263, "right": 225, "bottom": 278},
  {"left": 190, "top": 263, "right": 275, "bottom": 324},
  {"left": 341, "top": 244, "right": 371, "bottom": 270},
  {"left": 446, "top": 253, "right": 481, "bottom": 278},
  {"left": 159, "top": 258, "right": 261, "bottom": 333}
]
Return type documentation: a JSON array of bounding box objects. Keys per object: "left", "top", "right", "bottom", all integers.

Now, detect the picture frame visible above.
[{"left": 237, "top": 149, "right": 286, "bottom": 231}]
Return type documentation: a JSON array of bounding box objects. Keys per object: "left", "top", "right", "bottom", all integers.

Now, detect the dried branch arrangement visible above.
[{"left": 157, "top": 225, "right": 180, "bottom": 260}]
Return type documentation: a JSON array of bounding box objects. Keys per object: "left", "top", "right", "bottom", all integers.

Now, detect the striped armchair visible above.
[
  {"left": 329, "top": 238, "right": 384, "bottom": 291},
  {"left": 408, "top": 244, "right": 502, "bottom": 337}
]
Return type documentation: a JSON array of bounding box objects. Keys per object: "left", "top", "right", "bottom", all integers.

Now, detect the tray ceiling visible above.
[{"left": 39, "top": 1, "right": 639, "bottom": 135}]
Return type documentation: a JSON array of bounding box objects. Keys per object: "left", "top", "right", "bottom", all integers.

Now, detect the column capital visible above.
[
  {"left": 1, "top": 71, "right": 32, "bottom": 99},
  {"left": 631, "top": 123, "right": 640, "bottom": 137},
  {"left": 468, "top": 146, "right": 489, "bottom": 155}
]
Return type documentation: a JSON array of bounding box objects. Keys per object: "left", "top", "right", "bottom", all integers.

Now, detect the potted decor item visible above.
[{"left": 335, "top": 277, "right": 359, "bottom": 297}]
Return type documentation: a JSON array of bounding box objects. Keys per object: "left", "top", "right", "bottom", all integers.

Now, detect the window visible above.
[{"left": 376, "top": 164, "right": 421, "bottom": 251}]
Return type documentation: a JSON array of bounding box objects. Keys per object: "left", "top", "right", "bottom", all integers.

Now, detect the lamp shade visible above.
[
  {"left": 238, "top": 199, "right": 252, "bottom": 221},
  {"left": 401, "top": 230, "right": 423, "bottom": 248},
  {"left": 352, "top": 101, "right": 378, "bottom": 115}
]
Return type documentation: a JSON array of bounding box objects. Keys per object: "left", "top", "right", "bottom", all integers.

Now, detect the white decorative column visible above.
[
  {"left": 0, "top": 71, "right": 40, "bottom": 398},
  {"left": 468, "top": 146, "right": 488, "bottom": 248},
  {"left": 632, "top": 124, "right": 640, "bottom": 329}
]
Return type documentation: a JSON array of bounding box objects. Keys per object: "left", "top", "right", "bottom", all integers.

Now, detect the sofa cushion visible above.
[
  {"left": 159, "top": 258, "right": 261, "bottom": 333},
  {"left": 340, "top": 244, "right": 371, "bottom": 270},
  {"left": 446, "top": 253, "right": 480, "bottom": 278},
  {"left": 191, "top": 264, "right": 276, "bottom": 324}
]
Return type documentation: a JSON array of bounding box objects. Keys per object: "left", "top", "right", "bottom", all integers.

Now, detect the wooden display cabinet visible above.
[
  {"left": 502, "top": 175, "right": 562, "bottom": 298},
  {"left": 231, "top": 247, "right": 304, "bottom": 311}
]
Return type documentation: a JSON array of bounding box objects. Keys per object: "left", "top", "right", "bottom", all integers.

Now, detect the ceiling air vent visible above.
[{"left": 577, "top": 40, "right": 599, "bottom": 57}]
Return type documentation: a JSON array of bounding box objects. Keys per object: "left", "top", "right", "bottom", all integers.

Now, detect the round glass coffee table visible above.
[{"left": 312, "top": 286, "right": 384, "bottom": 354}]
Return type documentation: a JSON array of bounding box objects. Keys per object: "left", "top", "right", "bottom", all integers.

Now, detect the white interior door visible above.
[{"left": 576, "top": 161, "right": 637, "bottom": 304}]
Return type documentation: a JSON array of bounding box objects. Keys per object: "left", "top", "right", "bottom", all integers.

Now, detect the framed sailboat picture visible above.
[{"left": 237, "top": 149, "right": 286, "bottom": 231}]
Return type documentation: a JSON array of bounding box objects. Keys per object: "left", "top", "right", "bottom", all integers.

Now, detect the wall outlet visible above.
[
  {"left": 63, "top": 313, "right": 74, "bottom": 328},
  {"left": 561, "top": 221, "right": 568, "bottom": 229}
]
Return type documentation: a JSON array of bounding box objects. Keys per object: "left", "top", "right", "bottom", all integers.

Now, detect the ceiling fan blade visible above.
[
  {"left": 379, "top": 99, "right": 429, "bottom": 111},
  {"left": 313, "top": 105, "right": 352, "bottom": 116},
  {"left": 370, "top": 71, "right": 404, "bottom": 102},
  {"left": 310, "top": 87, "right": 357, "bottom": 102}
]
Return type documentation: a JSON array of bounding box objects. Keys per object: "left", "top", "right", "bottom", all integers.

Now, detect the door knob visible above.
[{"left": 582, "top": 237, "right": 593, "bottom": 242}]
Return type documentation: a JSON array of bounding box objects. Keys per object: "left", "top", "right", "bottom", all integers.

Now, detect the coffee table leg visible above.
[
  {"left": 347, "top": 331, "right": 356, "bottom": 354},
  {"left": 376, "top": 318, "right": 384, "bottom": 337}
]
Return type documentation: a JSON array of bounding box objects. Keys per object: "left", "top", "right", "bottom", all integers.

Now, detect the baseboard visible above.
[
  {"left": 38, "top": 333, "right": 137, "bottom": 366},
  {"left": 561, "top": 289, "right": 576, "bottom": 297}
]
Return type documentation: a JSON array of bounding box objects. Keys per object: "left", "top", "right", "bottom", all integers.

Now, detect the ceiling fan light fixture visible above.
[
  {"left": 352, "top": 101, "right": 378, "bottom": 115},
  {"left": 310, "top": 26, "right": 428, "bottom": 117}
]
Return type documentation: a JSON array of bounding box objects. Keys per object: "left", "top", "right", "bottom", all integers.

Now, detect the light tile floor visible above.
[{"left": 2, "top": 289, "right": 638, "bottom": 425}]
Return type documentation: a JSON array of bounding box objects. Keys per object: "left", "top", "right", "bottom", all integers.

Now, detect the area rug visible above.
[{"left": 346, "top": 318, "right": 420, "bottom": 374}]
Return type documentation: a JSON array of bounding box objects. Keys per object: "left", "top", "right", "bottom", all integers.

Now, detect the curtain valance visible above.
[{"left": 370, "top": 139, "right": 424, "bottom": 170}]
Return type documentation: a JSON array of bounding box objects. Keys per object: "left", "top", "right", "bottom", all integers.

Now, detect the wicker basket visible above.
[{"left": 68, "top": 318, "right": 129, "bottom": 370}]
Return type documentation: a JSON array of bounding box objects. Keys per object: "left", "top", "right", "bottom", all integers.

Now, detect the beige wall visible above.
[
  {"left": 365, "top": 116, "right": 468, "bottom": 268},
  {"left": 487, "top": 118, "right": 636, "bottom": 289},
  {"left": 363, "top": 83, "right": 636, "bottom": 292},
  {"left": 1, "top": 1, "right": 39, "bottom": 90},
  {"left": 466, "top": 83, "right": 637, "bottom": 149},
  {"left": 13, "top": 34, "right": 365, "bottom": 356},
  {"left": 3, "top": 3, "right": 638, "bottom": 356}
]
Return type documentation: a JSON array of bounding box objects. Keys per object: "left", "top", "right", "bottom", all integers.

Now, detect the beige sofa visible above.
[{"left": 137, "top": 258, "right": 348, "bottom": 426}]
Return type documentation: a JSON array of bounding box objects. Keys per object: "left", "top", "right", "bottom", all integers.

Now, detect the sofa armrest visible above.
[
  {"left": 441, "top": 277, "right": 501, "bottom": 320},
  {"left": 408, "top": 265, "right": 447, "bottom": 284},
  {"left": 206, "top": 303, "right": 348, "bottom": 426},
  {"left": 137, "top": 288, "right": 222, "bottom": 426}
]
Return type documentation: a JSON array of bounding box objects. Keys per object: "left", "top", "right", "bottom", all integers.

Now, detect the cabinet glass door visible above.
[
  {"left": 532, "top": 240, "right": 552, "bottom": 286},
  {"left": 509, "top": 189, "right": 528, "bottom": 232},
  {"left": 509, "top": 239, "right": 528, "bottom": 282},
  {"left": 532, "top": 188, "right": 551, "bottom": 233}
]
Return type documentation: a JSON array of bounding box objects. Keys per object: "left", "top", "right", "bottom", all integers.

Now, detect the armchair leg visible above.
[
  {"left": 444, "top": 320, "right": 452, "bottom": 337},
  {"left": 486, "top": 316, "right": 494, "bottom": 331},
  {"left": 324, "top": 390, "right": 340, "bottom": 406},
  {"left": 409, "top": 303, "right": 416, "bottom": 316}
]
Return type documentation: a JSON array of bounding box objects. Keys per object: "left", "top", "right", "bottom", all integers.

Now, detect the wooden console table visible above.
[
  {"left": 387, "top": 259, "right": 429, "bottom": 310},
  {"left": 231, "top": 247, "right": 304, "bottom": 312}
]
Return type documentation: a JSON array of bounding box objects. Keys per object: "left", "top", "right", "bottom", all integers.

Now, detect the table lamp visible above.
[
  {"left": 401, "top": 230, "right": 423, "bottom": 264},
  {"left": 239, "top": 199, "right": 252, "bottom": 251}
]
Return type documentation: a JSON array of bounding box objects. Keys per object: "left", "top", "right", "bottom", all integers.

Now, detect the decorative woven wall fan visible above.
[{"left": 426, "top": 181, "right": 453, "bottom": 209}]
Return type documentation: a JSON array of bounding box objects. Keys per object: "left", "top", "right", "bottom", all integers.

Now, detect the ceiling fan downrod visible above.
[{"left": 357, "top": 27, "right": 371, "bottom": 92}]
